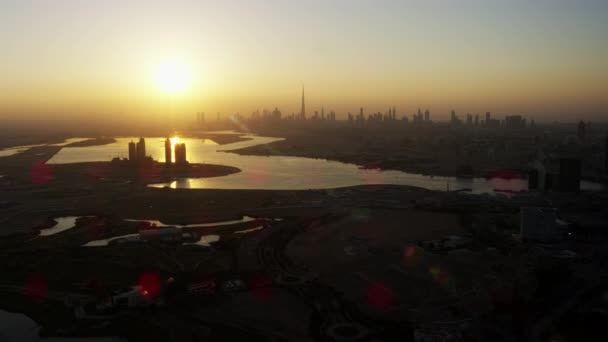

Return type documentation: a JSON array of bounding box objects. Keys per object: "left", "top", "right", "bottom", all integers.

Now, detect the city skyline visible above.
[{"left": 1, "top": 0, "right": 607, "bottom": 123}]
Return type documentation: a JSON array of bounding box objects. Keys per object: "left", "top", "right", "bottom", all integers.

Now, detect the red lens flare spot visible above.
[
  {"left": 138, "top": 272, "right": 161, "bottom": 298},
  {"left": 367, "top": 281, "right": 394, "bottom": 311},
  {"left": 24, "top": 273, "right": 48, "bottom": 303},
  {"left": 30, "top": 161, "right": 53, "bottom": 184},
  {"left": 402, "top": 245, "right": 422, "bottom": 268}
]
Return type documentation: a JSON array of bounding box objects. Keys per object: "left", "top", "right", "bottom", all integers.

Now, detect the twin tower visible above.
[
  {"left": 128, "top": 138, "right": 147, "bottom": 162},
  {"left": 127, "top": 137, "right": 187, "bottom": 165},
  {"left": 164, "top": 138, "right": 187, "bottom": 165}
]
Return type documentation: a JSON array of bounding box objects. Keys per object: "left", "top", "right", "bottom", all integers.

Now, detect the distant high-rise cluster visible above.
[
  {"left": 199, "top": 87, "right": 545, "bottom": 130},
  {"left": 484, "top": 112, "right": 500, "bottom": 128},
  {"left": 411, "top": 108, "right": 431, "bottom": 124},
  {"left": 505, "top": 115, "right": 526, "bottom": 129},
  {"left": 128, "top": 138, "right": 147, "bottom": 163}
]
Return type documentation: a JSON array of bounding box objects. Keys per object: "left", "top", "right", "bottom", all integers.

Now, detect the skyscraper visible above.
[
  {"left": 164, "top": 138, "right": 172, "bottom": 165},
  {"left": 450, "top": 110, "right": 460, "bottom": 125},
  {"left": 577, "top": 121, "right": 586, "bottom": 142},
  {"left": 175, "top": 143, "right": 187, "bottom": 165},
  {"left": 424, "top": 109, "right": 430, "bottom": 122},
  {"left": 128, "top": 141, "right": 136, "bottom": 161},
  {"left": 300, "top": 87, "right": 306, "bottom": 120},
  {"left": 505, "top": 115, "right": 526, "bottom": 129},
  {"left": 136, "top": 138, "right": 146, "bottom": 161}
]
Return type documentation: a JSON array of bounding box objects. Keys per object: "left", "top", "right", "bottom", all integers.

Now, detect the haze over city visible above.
[{"left": 1, "top": 0, "right": 607, "bottom": 128}]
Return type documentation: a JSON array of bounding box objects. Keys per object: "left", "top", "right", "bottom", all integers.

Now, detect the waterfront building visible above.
[
  {"left": 164, "top": 138, "right": 172, "bottom": 165},
  {"left": 128, "top": 141, "right": 136, "bottom": 161},
  {"left": 175, "top": 143, "right": 187, "bottom": 165},
  {"left": 136, "top": 138, "right": 146, "bottom": 161}
]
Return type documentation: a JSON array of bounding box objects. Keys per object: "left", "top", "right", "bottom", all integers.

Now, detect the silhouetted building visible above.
[
  {"left": 136, "top": 138, "right": 146, "bottom": 161},
  {"left": 164, "top": 138, "right": 172, "bottom": 165},
  {"left": 577, "top": 121, "right": 586, "bottom": 142},
  {"left": 474, "top": 114, "right": 479, "bottom": 125},
  {"left": 558, "top": 158, "right": 581, "bottom": 192},
  {"left": 272, "top": 107, "right": 282, "bottom": 120},
  {"left": 300, "top": 87, "right": 306, "bottom": 120},
  {"left": 175, "top": 143, "right": 187, "bottom": 165},
  {"left": 450, "top": 110, "right": 461, "bottom": 125},
  {"left": 485, "top": 112, "right": 500, "bottom": 128},
  {"left": 505, "top": 115, "right": 526, "bottom": 129},
  {"left": 424, "top": 109, "right": 430, "bottom": 122},
  {"left": 128, "top": 141, "right": 136, "bottom": 161}
]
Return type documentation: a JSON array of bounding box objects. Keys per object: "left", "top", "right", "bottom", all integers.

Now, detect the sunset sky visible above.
[{"left": 1, "top": 0, "right": 607, "bottom": 123}]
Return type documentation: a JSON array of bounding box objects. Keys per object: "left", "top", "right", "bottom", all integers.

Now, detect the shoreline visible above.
[
  {"left": 227, "top": 140, "right": 606, "bottom": 185},
  {"left": 50, "top": 160, "right": 242, "bottom": 184},
  {"left": 227, "top": 144, "right": 510, "bottom": 179}
]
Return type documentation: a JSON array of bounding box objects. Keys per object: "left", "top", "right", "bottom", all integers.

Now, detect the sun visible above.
[
  {"left": 169, "top": 136, "right": 180, "bottom": 146},
  {"left": 155, "top": 61, "right": 191, "bottom": 94}
]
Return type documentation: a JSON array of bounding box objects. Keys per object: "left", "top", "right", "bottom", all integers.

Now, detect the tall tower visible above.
[
  {"left": 136, "top": 138, "right": 146, "bottom": 161},
  {"left": 300, "top": 87, "right": 306, "bottom": 120},
  {"left": 164, "top": 138, "right": 172, "bottom": 165},
  {"left": 175, "top": 143, "right": 187, "bottom": 165},
  {"left": 128, "top": 141, "right": 136, "bottom": 161}
]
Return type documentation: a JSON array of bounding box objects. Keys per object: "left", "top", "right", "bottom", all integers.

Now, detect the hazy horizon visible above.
[{"left": 1, "top": 0, "right": 607, "bottom": 124}]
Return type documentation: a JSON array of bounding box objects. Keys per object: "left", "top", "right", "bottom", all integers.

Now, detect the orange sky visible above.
[{"left": 1, "top": 1, "right": 607, "bottom": 123}]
